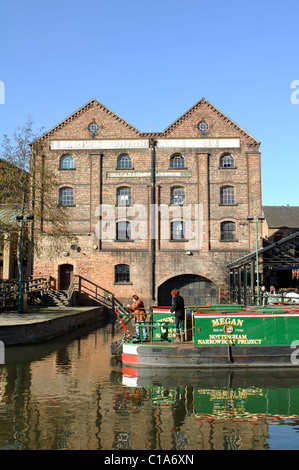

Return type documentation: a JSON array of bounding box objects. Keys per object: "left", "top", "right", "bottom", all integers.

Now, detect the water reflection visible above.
[{"left": 0, "top": 324, "right": 299, "bottom": 450}]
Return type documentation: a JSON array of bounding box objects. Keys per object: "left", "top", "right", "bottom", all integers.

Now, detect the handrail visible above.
[
  {"left": 0, "top": 275, "right": 50, "bottom": 311},
  {"left": 114, "top": 306, "right": 177, "bottom": 345},
  {"left": 68, "top": 275, "right": 123, "bottom": 308}
]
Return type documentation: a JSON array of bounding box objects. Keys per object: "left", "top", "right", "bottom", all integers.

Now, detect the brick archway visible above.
[{"left": 157, "top": 274, "right": 219, "bottom": 307}]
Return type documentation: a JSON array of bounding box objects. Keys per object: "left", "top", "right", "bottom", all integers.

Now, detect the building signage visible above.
[
  {"left": 50, "top": 138, "right": 240, "bottom": 151},
  {"left": 156, "top": 138, "right": 240, "bottom": 149},
  {"left": 49, "top": 140, "right": 149, "bottom": 150},
  {"left": 107, "top": 170, "right": 192, "bottom": 178}
]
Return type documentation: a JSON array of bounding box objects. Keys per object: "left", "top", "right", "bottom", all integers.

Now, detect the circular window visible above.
[
  {"left": 197, "top": 120, "right": 209, "bottom": 133},
  {"left": 88, "top": 121, "right": 100, "bottom": 134}
]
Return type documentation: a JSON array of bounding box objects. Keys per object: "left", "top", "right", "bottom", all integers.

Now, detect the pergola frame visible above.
[{"left": 226, "top": 230, "right": 299, "bottom": 305}]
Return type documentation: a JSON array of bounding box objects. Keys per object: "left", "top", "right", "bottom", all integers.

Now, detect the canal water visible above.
[{"left": 1, "top": 321, "right": 299, "bottom": 451}]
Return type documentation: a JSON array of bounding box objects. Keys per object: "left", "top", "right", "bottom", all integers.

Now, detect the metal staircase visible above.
[{"left": 41, "top": 289, "right": 69, "bottom": 307}]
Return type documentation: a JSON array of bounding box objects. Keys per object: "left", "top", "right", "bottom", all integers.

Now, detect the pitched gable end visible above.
[
  {"left": 162, "top": 98, "right": 260, "bottom": 144},
  {"left": 35, "top": 99, "right": 142, "bottom": 142}
]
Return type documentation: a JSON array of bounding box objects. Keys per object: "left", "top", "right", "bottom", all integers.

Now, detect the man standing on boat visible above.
[
  {"left": 128, "top": 295, "right": 148, "bottom": 341},
  {"left": 170, "top": 289, "right": 185, "bottom": 342}
]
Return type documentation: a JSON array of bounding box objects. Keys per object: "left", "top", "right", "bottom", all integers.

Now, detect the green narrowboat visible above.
[{"left": 113, "top": 305, "right": 299, "bottom": 369}]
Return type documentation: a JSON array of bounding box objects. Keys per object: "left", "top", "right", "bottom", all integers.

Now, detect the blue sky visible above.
[{"left": 0, "top": 0, "right": 299, "bottom": 206}]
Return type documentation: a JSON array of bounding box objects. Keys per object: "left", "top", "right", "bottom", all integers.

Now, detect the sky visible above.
[{"left": 0, "top": 0, "right": 299, "bottom": 206}]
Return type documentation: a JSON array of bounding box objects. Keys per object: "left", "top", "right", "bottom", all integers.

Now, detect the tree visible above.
[
  {"left": 0, "top": 116, "right": 35, "bottom": 207},
  {"left": 0, "top": 116, "right": 73, "bottom": 274}
]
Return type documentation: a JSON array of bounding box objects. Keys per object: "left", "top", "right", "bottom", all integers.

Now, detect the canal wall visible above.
[{"left": 0, "top": 307, "right": 108, "bottom": 346}]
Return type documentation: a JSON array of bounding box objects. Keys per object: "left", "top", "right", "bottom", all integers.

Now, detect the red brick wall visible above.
[{"left": 32, "top": 99, "right": 262, "bottom": 307}]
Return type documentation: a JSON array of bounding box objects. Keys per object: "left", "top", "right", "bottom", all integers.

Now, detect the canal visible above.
[{"left": 1, "top": 321, "right": 299, "bottom": 451}]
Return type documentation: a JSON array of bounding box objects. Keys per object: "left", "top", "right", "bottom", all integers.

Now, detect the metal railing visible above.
[
  {"left": 67, "top": 275, "right": 123, "bottom": 309},
  {"left": 114, "top": 307, "right": 180, "bottom": 345},
  {"left": 0, "top": 276, "right": 50, "bottom": 311}
]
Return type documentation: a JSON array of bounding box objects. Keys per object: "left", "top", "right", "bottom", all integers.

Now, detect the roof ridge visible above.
[
  {"left": 34, "top": 99, "right": 142, "bottom": 142},
  {"left": 33, "top": 98, "right": 260, "bottom": 144},
  {"left": 161, "top": 98, "right": 260, "bottom": 143}
]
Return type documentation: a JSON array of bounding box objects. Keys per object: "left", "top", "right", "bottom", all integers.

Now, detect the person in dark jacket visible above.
[{"left": 170, "top": 289, "right": 185, "bottom": 341}]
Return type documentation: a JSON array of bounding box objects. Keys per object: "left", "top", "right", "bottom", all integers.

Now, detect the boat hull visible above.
[{"left": 122, "top": 342, "right": 299, "bottom": 369}]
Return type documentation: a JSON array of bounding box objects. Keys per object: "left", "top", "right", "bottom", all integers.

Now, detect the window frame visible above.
[
  {"left": 220, "top": 185, "right": 235, "bottom": 205},
  {"left": 170, "top": 153, "right": 185, "bottom": 169},
  {"left": 220, "top": 221, "right": 236, "bottom": 241},
  {"left": 170, "top": 186, "right": 186, "bottom": 205},
  {"left": 59, "top": 186, "right": 74, "bottom": 206},
  {"left": 117, "top": 154, "right": 133, "bottom": 169},
  {"left": 170, "top": 221, "right": 186, "bottom": 240},
  {"left": 116, "top": 220, "right": 132, "bottom": 240},
  {"left": 114, "top": 264, "right": 130, "bottom": 284},
  {"left": 220, "top": 153, "right": 235, "bottom": 169},
  {"left": 117, "top": 186, "right": 132, "bottom": 206},
  {"left": 59, "top": 154, "right": 75, "bottom": 170}
]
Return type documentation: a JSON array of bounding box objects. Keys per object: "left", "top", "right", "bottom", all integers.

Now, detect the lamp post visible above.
[
  {"left": 16, "top": 214, "right": 34, "bottom": 313},
  {"left": 247, "top": 215, "right": 265, "bottom": 305}
]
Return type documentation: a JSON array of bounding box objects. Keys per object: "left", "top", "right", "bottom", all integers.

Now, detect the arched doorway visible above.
[
  {"left": 59, "top": 264, "right": 73, "bottom": 290},
  {"left": 157, "top": 274, "right": 219, "bottom": 306}
]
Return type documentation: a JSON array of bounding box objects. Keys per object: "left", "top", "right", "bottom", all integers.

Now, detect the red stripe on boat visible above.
[
  {"left": 122, "top": 367, "right": 139, "bottom": 377},
  {"left": 122, "top": 353, "right": 139, "bottom": 364}
]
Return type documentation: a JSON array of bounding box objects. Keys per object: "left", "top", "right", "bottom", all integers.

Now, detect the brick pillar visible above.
[
  {"left": 197, "top": 152, "right": 210, "bottom": 251},
  {"left": 247, "top": 149, "right": 262, "bottom": 251}
]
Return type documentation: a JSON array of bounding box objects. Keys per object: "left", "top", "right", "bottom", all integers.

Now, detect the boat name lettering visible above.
[{"left": 211, "top": 318, "right": 243, "bottom": 327}]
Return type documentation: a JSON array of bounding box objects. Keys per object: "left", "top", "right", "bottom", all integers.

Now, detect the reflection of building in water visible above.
[{"left": 1, "top": 331, "right": 299, "bottom": 450}]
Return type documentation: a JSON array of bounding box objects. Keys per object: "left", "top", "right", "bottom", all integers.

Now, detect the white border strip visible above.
[{"left": 123, "top": 344, "right": 139, "bottom": 355}]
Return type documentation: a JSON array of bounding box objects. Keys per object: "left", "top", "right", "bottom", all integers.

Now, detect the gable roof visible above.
[
  {"left": 34, "top": 97, "right": 260, "bottom": 144},
  {"left": 34, "top": 98, "right": 142, "bottom": 142},
  {"left": 263, "top": 205, "right": 299, "bottom": 229},
  {"left": 161, "top": 98, "right": 260, "bottom": 143}
]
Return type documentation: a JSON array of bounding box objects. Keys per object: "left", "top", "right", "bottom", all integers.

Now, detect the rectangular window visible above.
[
  {"left": 59, "top": 187, "right": 74, "bottom": 206},
  {"left": 221, "top": 221, "right": 236, "bottom": 241},
  {"left": 220, "top": 186, "right": 235, "bottom": 204},
  {"left": 115, "top": 264, "right": 130, "bottom": 283},
  {"left": 171, "top": 221, "right": 185, "bottom": 240}
]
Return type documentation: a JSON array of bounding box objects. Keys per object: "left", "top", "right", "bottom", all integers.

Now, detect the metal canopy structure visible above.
[{"left": 226, "top": 230, "right": 299, "bottom": 305}]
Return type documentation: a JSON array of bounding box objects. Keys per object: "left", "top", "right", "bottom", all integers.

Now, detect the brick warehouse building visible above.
[{"left": 31, "top": 98, "right": 262, "bottom": 307}]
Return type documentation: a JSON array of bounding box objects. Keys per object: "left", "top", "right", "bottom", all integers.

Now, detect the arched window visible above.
[
  {"left": 115, "top": 264, "right": 130, "bottom": 283},
  {"left": 117, "top": 187, "right": 132, "bottom": 206},
  {"left": 171, "top": 221, "right": 186, "bottom": 240},
  {"left": 220, "top": 154, "right": 235, "bottom": 168},
  {"left": 170, "top": 153, "right": 185, "bottom": 168},
  {"left": 221, "top": 221, "right": 236, "bottom": 241},
  {"left": 116, "top": 221, "right": 131, "bottom": 240},
  {"left": 220, "top": 185, "right": 235, "bottom": 204},
  {"left": 60, "top": 154, "right": 75, "bottom": 169},
  {"left": 117, "top": 154, "right": 132, "bottom": 169},
  {"left": 171, "top": 186, "right": 186, "bottom": 205},
  {"left": 59, "top": 187, "right": 74, "bottom": 206}
]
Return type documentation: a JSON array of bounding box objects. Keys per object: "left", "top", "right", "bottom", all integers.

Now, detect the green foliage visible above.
[{"left": 0, "top": 116, "right": 73, "bottom": 256}]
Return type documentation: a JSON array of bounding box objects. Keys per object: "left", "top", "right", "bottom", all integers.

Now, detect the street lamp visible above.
[
  {"left": 247, "top": 215, "right": 265, "bottom": 305},
  {"left": 16, "top": 214, "right": 34, "bottom": 313}
]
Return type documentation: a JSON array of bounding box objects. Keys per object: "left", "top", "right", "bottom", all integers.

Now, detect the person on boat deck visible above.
[
  {"left": 261, "top": 285, "right": 268, "bottom": 306},
  {"left": 128, "top": 295, "right": 148, "bottom": 341},
  {"left": 170, "top": 289, "right": 185, "bottom": 342}
]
